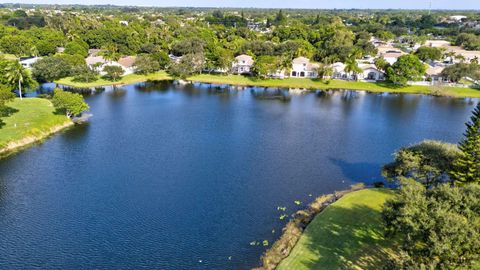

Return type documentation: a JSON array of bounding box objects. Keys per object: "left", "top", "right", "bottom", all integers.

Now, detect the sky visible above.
[{"left": 8, "top": 0, "right": 480, "bottom": 9}]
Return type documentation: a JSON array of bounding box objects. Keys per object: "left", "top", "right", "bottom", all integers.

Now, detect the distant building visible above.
[
  {"left": 232, "top": 54, "right": 254, "bottom": 74},
  {"left": 88, "top": 49, "right": 103, "bottom": 57},
  {"left": 449, "top": 15, "right": 467, "bottom": 22},
  {"left": 331, "top": 62, "right": 385, "bottom": 81},
  {"left": 358, "top": 64, "right": 385, "bottom": 81},
  {"left": 19, "top": 57, "right": 41, "bottom": 69},
  {"left": 290, "top": 57, "right": 319, "bottom": 78},
  {"left": 119, "top": 20, "right": 129, "bottom": 26},
  {"left": 117, "top": 56, "right": 136, "bottom": 75},
  {"left": 380, "top": 51, "right": 403, "bottom": 65}
]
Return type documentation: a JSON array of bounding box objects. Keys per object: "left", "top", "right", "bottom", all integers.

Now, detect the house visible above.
[
  {"left": 290, "top": 57, "right": 319, "bottom": 78},
  {"left": 332, "top": 62, "right": 347, "bottom": 80},
  {"left": 380, "top": 51, "right": 403, "bottom": 65},
  {"left": 86, "top": 56, "right": 107, "bottom": 69},
  {"left": 168, "top": 54, "right": 182, "bottom": 63},
  {"left": 449, "top": 15, "right": 467, "bottom": 22},
  {"left": 358, "top": 64, "right": 385, "bottom": 81},
  {"left": 19, "top": 57, "right": 41, "bottom": 69},
  {"left": 88, "top": 49, "right": 102, "bottom": 57},
  {"left": 119, "top": 20, "right": 129, "bottom": 26},
  {"left": 56, "top": 47, "right": 65, "bottom": 53},
  {"left": 232, "top": 54, "right": 254, "bottom": 74},
  {"left": 425, "top": 65, "right": 446, "bottom": 83},
  {"left": 331, "top": 62, "right": 385, "bottom": 81},
  {"left": 117, "top": 56, "right": 136, "bottom": 75}
]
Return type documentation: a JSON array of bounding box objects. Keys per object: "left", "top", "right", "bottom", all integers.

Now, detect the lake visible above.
[{"left": 0, "top": 81, "right": 477, "bottom": 269}]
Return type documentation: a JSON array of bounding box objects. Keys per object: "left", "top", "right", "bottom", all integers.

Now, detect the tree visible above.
[
  {"left": 64, "top": 41, "right": 88, "bottom": 58},
  {"left": 274, "top": 10, "right": 286, "bottom": 25},
  {"left": 72, "top": 65, "right": 98, "bottom": 83},
  {"left": 252, "top": 55, "right": 281, "bottom": 79},
  {"left": 451, "top": 103, "right": 480, "bottom": 185},
  {"left": 51, "top": 88, "right": 89, "bottom": 118},
  {"left": 167, "top": 53, "right": 205, "bottom": 79},
  {"left": 134, "top": 54, "right": 160, "bottom": 75},
  {"left": 344, "top": 57, "right": 362, "bottom": 81},
  {"left": 3, "top": 61, "right": 36, "bottom": 100},
  {"left": 415, "top": 46, "right": 443, "bottom": 62},
  {"left": 0, "top": 35, "right": 33, "bottom": 56},
  {"left": 382, "top": 179, "right": 480, "bottom": 269},
  {"left": 32, "top": 56, "right": 76, "bottom": 82},
  {"left": 102, "top": 65, "right": 124, "bottom": 81},
  {"left": 316, "top": 63, "right": 333, "bottom": 80},
  {"left": 382, "top": 140, "right": 461, "bottom": 187},
  {"left": 441, "top": 63, "right": 479, "bottom": 83},
  {"left": 151, "top": 51, "right": 171, "bottom": 69},
  {"left": 386, "top": 54, "right": 426, "bottom": 86},
  {"left": 0, "top": 84, "right": 15, "bottom": 106},
  {"left": 374, "top": 57, "right": 390, "bottom": 71}
]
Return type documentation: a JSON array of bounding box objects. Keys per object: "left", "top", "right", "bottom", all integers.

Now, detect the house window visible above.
[
  {"left": 292, "top": 71, "right": 297, "bottom": 77},
  {"left": 240, "top": 67, "right": 244, "bottom": 72},
  {"left": 300, "top": 71, "right": 305, "bottom": 77}
]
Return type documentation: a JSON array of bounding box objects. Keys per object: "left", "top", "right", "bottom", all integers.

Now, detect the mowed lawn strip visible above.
[
  {"left": 0, "top": 98, "right": 71, "bottom": 148},
  {"left": 277, "top": 189, "right": 397, "bottom": 270},
  {"left": 56, "top": 73, "right": 480, "bottom": 98}
]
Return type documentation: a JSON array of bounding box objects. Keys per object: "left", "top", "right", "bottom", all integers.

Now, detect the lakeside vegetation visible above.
[
  {"left": 264, "top": 103, "right": 480, "bottom": 269},
  {"left": 0, "top": 98, "right": 71, "bottom": 150},
  {"left": 276, "top": 189, "right": 396, "bottom": 270},
  {"left": 56, "top": 73, "right": 480, "bottom": 98}
]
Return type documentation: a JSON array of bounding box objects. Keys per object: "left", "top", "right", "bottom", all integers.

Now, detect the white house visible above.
[
  {"left": 380, "top": 51, "right": 403, "bottom": 65},
  {"left": 358, "top": 64, "right": 385, "bottom": 81},
  {"left": 331, "top": 62, "right": 385, "bottom": 81},
  {"left": 290, "top": 57, "right": 319, "bottom": 78},
  {"left": 19, "top": 57, "right": 41, "bottom": 69},
  {"left": 117, "top": 56, "right": 136, "bottom": 75},
  {"left": 86, "top": 55, "right": 136, "bottom": 75},
  {"left": 232, "top": 54, "right": 254, "bottom": 74}
]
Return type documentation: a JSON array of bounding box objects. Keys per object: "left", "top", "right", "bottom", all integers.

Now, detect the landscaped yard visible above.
[
  {"left": 276, "top": 189, "right": 397, "bottom": 270},
  {"left": 56, "top": 72, "right": 480, "bottom": 98},
  {"left": 0, "top": 98, "right": 71, "bottom": 148},
  {"left": 55, "top": 71, "right": 171, "bottom": 88}
]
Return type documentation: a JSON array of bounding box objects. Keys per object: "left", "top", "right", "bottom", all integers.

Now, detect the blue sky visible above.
[{"left": 11, "top": 0, "right": 480, "bottom": 9}]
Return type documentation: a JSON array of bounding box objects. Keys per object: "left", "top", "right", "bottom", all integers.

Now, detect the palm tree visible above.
[
  {"left": 444, "top": 51, "right": 456, "bottom": 64},
  {"left": 344, "top": 57, "right": 362, "bottom": 81},
  {"left": 4, "top": 61, "right": 25, "bottom": 100}
]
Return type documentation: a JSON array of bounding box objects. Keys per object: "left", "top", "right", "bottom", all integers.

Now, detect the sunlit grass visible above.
[
  {"left": 276, "top": 189, "right": 397, "bottom": 270},
  {"left": 0, "top": 98, "right": 71, "bottom": 148}
]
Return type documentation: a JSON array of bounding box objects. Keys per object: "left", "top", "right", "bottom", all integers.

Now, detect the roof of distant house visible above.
[
  {"left": 292, "top": 57, "right": 310, "bottom": 65},
  {"left": 426, "top": 65, "right": 445, "bottom": 76},
  {"left": 118, "top": 56, "right": 136, "bottom": 68},
  {"left": 235, "top": 54, "right": 254, "bottom": 65},
  {"left": 86, "top": 56, "right": 106, "bottom": 65},
  {"left": 381, "top": 51, "right": 403, "bottom": 58},
  {"left": 88, "top": 49, "right": 102, "bottom": 57}
]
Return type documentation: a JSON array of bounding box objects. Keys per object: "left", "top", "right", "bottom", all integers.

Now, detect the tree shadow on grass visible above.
[
  {"left": 296, "top": 199, "right": 395, "bottom": 270},
  {"left": 0, "top": 106, "right": 19, "bottom": 118}
]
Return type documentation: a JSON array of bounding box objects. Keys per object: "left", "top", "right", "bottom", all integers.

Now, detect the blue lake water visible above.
[{"left": 0, "top": 81, "right": 478, "bottom": 269}]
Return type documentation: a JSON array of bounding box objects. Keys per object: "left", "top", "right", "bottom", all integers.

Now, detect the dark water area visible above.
[{"left": 0, "top": 81, "right": 478, "bottom": 269}]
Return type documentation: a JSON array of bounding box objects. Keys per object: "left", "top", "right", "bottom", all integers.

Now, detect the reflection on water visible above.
[{"left": 0, "top": 82, "right": 478, "bottom": 270}]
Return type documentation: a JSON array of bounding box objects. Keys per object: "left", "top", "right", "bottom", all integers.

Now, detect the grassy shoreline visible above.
[
  {"left": 0, "top": 98, "right": 73, "bottom": 156},
  {"left": 270, "top": 188, "right": 396, "bottom": 270},
  {"left": 55, "top": 72, "right": 480, "bottom": 98}
]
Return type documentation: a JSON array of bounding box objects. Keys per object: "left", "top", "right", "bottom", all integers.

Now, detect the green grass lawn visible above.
[
  {"left": 55, "top": 71, "right": 171, "bottom": 88},
  {"left": 276, "top": 189, "right": 397, "bottom": 270},
  {"left": 55, "top": 72, "right": 480, "bottom": 98},
  {"left": 0, "top": 98, "right": 71, "bottom": 148}
]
